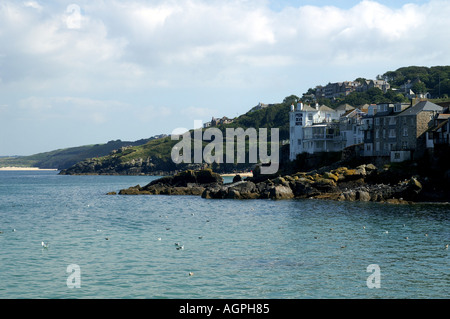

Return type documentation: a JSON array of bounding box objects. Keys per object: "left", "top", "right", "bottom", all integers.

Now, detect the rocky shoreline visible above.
[{"left": 112, "top": 164, "right": 450, "bottom": 204}]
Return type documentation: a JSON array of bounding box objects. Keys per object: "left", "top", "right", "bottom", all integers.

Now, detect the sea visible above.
[{"left": 0, "top": 170, "right": 448, "bottom": 299}]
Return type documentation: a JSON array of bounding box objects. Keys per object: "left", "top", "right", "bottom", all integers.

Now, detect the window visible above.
[
  {"left": 389, "top": 117, "right": 396, "bottom": 125},
  {"left": 375, "top": 118, "right": 380, "bottom": 125},
  {"left": 376, "top": 142, "right": 380, "bottom": 152},
  {"left": 383, "top": 129, "right": 386, "bottom": 138},
  {"left": 402, "top": 141, "right": 408, "bottom": 150},
  {"left": 375, "top": 129, "right": 380, "bottom": 139},
  {"left": 389, "top": 129, "right": 396, "bottom": 138},
  {"left": 308, "top": 113, "right": 313, "bottom": 121},
  {"left": 403, "top": 127, "right": 408, "bottom": 137},
  {"left": 394, "top": 152, "right": 401, "bottom": 159}
]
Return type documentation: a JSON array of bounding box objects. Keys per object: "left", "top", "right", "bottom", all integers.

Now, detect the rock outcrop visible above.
[
  {"left": 118, "top": 169, "right": 223, "bottom": 196},
  {"left": 114, "top": 164, "right": 442, "bottom": 204}
]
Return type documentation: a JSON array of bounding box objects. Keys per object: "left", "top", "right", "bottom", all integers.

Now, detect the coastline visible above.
[
  {"left": 0, "top": 167, "right": 58, "bottom": 171},
  {"left": 220, "top": 172, "right": 253, "bottom": 177}
]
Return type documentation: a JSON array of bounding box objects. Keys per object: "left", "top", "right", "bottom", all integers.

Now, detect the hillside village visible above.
[{"left": 289, "top": 98, "right": 449, "bottom": 166}]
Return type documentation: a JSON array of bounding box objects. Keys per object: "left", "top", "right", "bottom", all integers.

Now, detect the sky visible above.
[{"left": 1, "top": 0, "right": 450, "bottom": 156}]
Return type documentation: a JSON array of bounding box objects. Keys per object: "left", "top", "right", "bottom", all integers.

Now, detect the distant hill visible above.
[
  {"left": 59, "top": 101, "right": 292, "bottom": 175},
  {"left": 0, "top": 137, "right": 164, "bottom": 170}
]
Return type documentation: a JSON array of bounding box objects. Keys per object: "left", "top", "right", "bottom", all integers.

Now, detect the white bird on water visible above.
[{"left": 41, "top": 241, "right": 49, "bottom": 248}]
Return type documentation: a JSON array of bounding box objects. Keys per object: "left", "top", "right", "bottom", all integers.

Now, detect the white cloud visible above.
[
  {"left": 2, "top": 0, "right": 450, "bottom": 91},
  {"left": 23, "top": 1, "right": 42, "bottom": 12}
]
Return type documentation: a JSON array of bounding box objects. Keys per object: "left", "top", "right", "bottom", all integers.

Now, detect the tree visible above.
[
  {"left": 412, "top": 81, "right": 427, "bottom": 94},
  {"left": 434, "top": 79, "right": 450, "bottom": 97},
  {"left": 283, "top": 95, "right": 299, "bottom": 106}
]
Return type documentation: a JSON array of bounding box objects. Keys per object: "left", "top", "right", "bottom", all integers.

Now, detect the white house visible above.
[{"left": 289, "top": 102, "right": 343, "bottom": 160}]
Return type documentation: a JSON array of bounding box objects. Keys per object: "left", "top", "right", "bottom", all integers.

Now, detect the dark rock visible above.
[
  {"left": 118, "top": 169, "right": 222, "bottom": 196},
  {"left": 268, "top": 185, "right": 294, "bottom": 200},
  {"left": 201, "top": 181, "right": 259, "bottom": 199},
  {"left": 232, "top": 174, "right": 242, "bottom": 183},
  {"left": 356, "top": 190, "right": 371, "bottom": 202}
]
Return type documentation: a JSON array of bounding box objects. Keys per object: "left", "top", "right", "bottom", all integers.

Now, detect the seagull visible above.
[
  {"left": 41, "top": 241, "right": 49, "bottom": 248},
  {"left": 175, "top": 242, "right": 181, "bottom": 246},
  {"left": 384, "top": 231, "right": 389, "bottom": 234},
  {"left": 198, "top": 236, "right": 203, "bottom": 239},
  {"left": 176, "top": 245, "right": 184, "bottom": 250},
  {"left": 445, "top": 244, "right": 449, "bottom": 249},
  {"left": 189, "top": 272, "right": 194, "bottom": 276},
  {"left": 157, "top": 237, "right": 162, "bottom": 241},
  {"left": 105, "top": 237, "right": 110, "bottom": 240}
]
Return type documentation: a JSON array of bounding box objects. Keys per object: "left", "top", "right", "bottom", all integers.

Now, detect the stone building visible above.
[{"left": 361, "top": 101, "right": 443, "bottom": 162}]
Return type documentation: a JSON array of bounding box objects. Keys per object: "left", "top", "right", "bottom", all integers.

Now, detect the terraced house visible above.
[
  {"left": 290, "top": 99, "right": 446, "bottom": 163},
  {"left": 362, "top": 100, "right": 443, "bottom": 162}
]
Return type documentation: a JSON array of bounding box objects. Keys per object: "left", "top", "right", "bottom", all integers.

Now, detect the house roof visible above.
[
  {"left": 399, "top": 100, "right": 443, "bottom": 116},
  {"left": 302, "top": 104, "right": 317, "bottom": 111},
  {"left": 318, "top": 105, "right": 336, "bottom": 112},
  {"left": 437, "top": 113, "right": 450, "bottom": 120},
  {"left": 341, "top": 110, "right": 354, "bottom": 117},
  {"left": 336, "top": 103, "right": 355, "bottom": 111},
  {"left": 429, "top": 119, "right": 448, "bottom": 132}
]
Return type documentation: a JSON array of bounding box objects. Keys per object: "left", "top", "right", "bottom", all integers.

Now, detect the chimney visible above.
[
  {"left": 290, "top": 104, "right": 295, "bottom": 112},
  {"left": 315, "top": 102, "right": 319, "bottom": 110},
  {"left": 297, "top": 102, "right": 303, "bottom": 111}
]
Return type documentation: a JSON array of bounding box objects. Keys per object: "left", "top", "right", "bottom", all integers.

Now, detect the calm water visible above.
[{"left": 0, "top": 171, "right": 448, "bottom": 299}]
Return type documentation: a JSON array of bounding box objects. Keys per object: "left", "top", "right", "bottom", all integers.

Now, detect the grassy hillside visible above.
[
  {"left": 59, "top": 101, "right": 291, "bottom": 175},
  {"left": 0, "top": 138, "right": 154, "bottom": 169}
]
